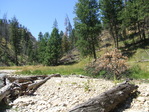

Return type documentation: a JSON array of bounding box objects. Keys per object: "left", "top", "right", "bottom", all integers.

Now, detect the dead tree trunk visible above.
[
  {"left": 0, "top": 83, "right": 14, "bottom": 102},
  {"left": 5, "top": 75, "right": 48, "bottom": 83},
  {"left": 69, "top": 81, "right": 138, "bottom": 112},
  {"left": 27, "top": 74, "right": 61, "bottom": 94}
]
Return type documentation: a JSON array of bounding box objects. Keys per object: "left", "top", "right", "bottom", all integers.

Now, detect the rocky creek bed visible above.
[{"left": 0, "top": 70, "right": 149, "bottom": 112}]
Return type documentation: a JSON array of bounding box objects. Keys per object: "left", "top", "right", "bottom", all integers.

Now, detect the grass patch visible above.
[
  {"left": 129, "top": 65, "right": 149, "bottom": 79},
  {"left": 0, "top": 66, "right": 22, "bottom": 70},
  {"left": 127, "top": 48, "right": 149, "bottom": 79},
  {"left": 17, "top": 58, "right": 90, "bottom": 76}
]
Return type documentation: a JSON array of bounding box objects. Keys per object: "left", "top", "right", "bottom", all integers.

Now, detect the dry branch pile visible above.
[
  {"left": 86, "top": 48, "right": 128, "bottom": 79},
  {"left": 0, "top": 74, "right": 61, "bottom": 104}
]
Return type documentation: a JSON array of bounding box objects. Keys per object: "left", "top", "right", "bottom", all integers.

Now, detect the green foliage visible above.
[
  {"left": 129, "top": 65, "right": 149, "bottom": 79},
  {"left": 62, "top": 35, "right": 70, "bottom": 54},
  {"left": 74, "top": 0, "right": 101, "bottom": 59},
  {"left": 100, "top": 0, "right": 123, "bottom": 48},
  {"left": 21, "top": 69, "right": 43, "bottom": 75},
  {"left": 83, "top": 79, "right": 91, "bottom": 92},
  {"left": 119, "top": 0, "right": 149, "bottom": 43},
  {"left": 44, "top": 28, "right": 61, "bottom": 66},
  {"left": 10, "top": 16, "right": 21, "bottom": 65},
  {"left": 0, "top": 15, "right": 37, "bottom": 66},
  {"left": 37, "top": 32, "right": 48, "bottom": 64}
]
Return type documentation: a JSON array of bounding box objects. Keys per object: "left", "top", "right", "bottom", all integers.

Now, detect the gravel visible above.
[
  {"left": 1, "top": 70, "right": 148, "bottom": 112},
  {"left": 4, "top": 75, "right": 149, "bottom": 112}
]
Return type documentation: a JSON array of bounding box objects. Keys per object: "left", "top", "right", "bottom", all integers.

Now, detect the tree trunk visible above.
[
  {"left": 27, "top": 74, "right": 61, "bottom": 94},
  {"left": 5, "top": 75, "right": 48, "bottom": 83},
  {"left": 0, "top": 83, "right": 14, "bottom": 102},
  {"left": 92, "top": 37, "right": 97, "bottom": 60},
  {"left": 69, "top": 81, "right": 138, "bottom": 112},
  {"left": 138, "top": 22, "right": 142, "bottom": 41}
]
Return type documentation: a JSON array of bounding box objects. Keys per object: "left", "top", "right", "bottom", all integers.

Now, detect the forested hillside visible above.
[
  {"left": 0, "top": 0, "right": 149, "bottom": 67},
  {"left": 0, "top": 16, "right": 37, "bottom": 66},
  {"left": 0, "top": 15, "right": 76, "bottom": 66}
]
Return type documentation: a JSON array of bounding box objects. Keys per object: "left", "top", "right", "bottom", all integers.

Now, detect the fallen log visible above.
[
  {"left": 5, "top": 75, "right": 48, "bottom": 83},
  {"left": 27, "top": 74, "right": 61, "bottom": 94},
  {"left": 0, "top": 74, "right": 61, "bottom": 103},
  {"left": 0, "top": 83, "right": 14, "bottom": 102},
  {"left": 69, "top": 81, "right": 138, "bottom": 112}
]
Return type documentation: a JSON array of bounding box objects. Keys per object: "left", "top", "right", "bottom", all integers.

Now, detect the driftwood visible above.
[
  {"left": 5, "top": 75, "right": 48, "bottom": 83},
  {"left": 27, "top": 74, "right": 61, "bottom": 94},
  {"left": 69, "top": 81, "right": 138, "bottom": 112},
  {"left": 0, "top": 83, "right": 14, "bottom": 102},
  {"left": 0, "top": 74, "right": 61, "bottom": 103}
]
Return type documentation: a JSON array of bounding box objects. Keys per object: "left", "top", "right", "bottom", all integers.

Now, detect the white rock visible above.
[
  {"left": 137, "top": 97, "right": 146, "bottom": 102},
  {"left": 144, "top": 93, "right": 149, "bottom": 97}
]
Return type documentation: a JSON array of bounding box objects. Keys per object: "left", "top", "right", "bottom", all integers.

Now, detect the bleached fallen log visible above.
[
  {"left": 5, "top": 75, "right": 48, "bottom": 83},
  {"left": 69, "top": 81, "right": 138, "bottom": 112},
  {"left": 27, "top": 74, "right": 61, "bottom": 94},
  {"left": 0, "top": 83, "right": 14, "bottom": 102},
  {"left": 0, "top": 74, "right": 61, "bottom": 103}
]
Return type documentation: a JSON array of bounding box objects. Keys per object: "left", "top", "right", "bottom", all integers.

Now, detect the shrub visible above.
[{"left": 85, "top": 48, "right": 128, "bottom": 79}]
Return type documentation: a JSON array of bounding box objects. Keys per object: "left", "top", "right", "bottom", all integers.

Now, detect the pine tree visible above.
[
  {"left": 10, "top": 16, "right": 21, "bottom": 65},
  {"left": 38, "top": 32, "right": 43, "bottom": 41},
  {"left": 62, "top": 35, "right": 70, "bottom": 54},
  {"left": 100, "top": 0, "right": 123, "bottom": 48},
  {"left": 53, "top": 19, "right": 58, "bottom": 29},
  {"left": 74, "top": 0, "right": 101, "bottom": 59},
  {"left": 69, "top": 29, "right": 76, "bottom": 49},
  {"left": 119, "top": 0, "right": 149, "bottom": 42},
  {"left": 60, "top": 31, "right": 64, "bottom": 39},
  {"left": 2, "top": 14, "right": 9, "bottom": 46},
  {"left": 37, "top": 32, "right": 48, "bottom": 64},
  {"left": 45, "top": 28, "right": 61, "bottom": 66}
]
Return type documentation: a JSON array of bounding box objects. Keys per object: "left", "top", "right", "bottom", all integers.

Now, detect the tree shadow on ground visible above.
[
  {"left": 110, "top": 91, "right": 140, "bottom": 112},
  {"left": 0, "top": 102, "right": 12, "bottom": 112},
  {"left": 121, "top": 38, "right": 149, "bottom": 58}
]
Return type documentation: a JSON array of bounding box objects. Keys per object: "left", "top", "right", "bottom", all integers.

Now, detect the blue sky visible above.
[{"left": 0, "top": 0, "right": 78, "bottom": 39}]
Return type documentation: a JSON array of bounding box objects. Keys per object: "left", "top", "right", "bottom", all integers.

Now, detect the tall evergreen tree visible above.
[
  {"left": 38, "top": 32, "right": 43, "bottom": 41},
  {"left": 2, "top": 14, "right": 9, "bottom": 46},
  {"left": 62, "top": 35, "right": 70, "bottom": 54},
  {"left": 60, "top": 31, "right": 64, "bottom": 39},
  {"left": 37, "top": 32, "right": 47, "bottom": 64},
  {"left": 69, "top": 29, "right": 77, "bottom": 49},
  {"left": 45, "top": 28, "right": 61, "bottom": 65},
  {"left": 53, "top": 19, "right": 58, "bottom": 29},
  {"left": 119, "top": 0, "right": 149, "bottom": 42},
  {"left": 10, "top": 16, "right": 20, "bottom": 65},
  {"left": 100, "top": 0, "right": 123, "bottom": 48},
  {"left": 74, "top": 0, "right": 101, "bottom": 59}
]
